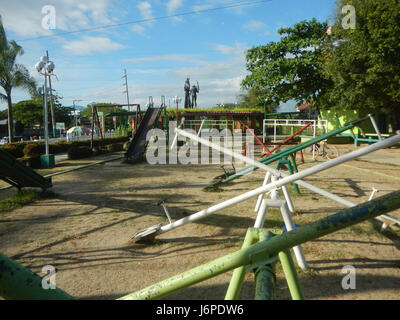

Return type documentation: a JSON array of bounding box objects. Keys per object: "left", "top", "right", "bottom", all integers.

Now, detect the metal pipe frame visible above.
[
  {"left": 120, "top": 190, "right": 400, "bottom": 300},
  {"left": 213, "top": 116, "right": 371, "bottom": 186},
  {"left": 135, "top": 131, "right": 400, "bottom": 239}
]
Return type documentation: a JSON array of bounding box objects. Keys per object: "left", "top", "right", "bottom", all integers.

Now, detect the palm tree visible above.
[{"left": 0, "top": 15, "right": 36, "bottom": 143}]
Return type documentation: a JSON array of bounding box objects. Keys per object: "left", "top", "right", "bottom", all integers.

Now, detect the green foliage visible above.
[
  {"left": 23, "top": 143, "right": 44, "bottom": 156},
  {"left": 0, "top": 15, "right": 36, "bottom": 142},
  {"left": 67, "top": 146, "right": 93, "bottom": 160},
  {"left": 1, "top": 142, "right": 24, "bottom": 158},
  {"left": 12, "top": 99, "right": 74, "bottom": 129},
  {"left": 13, "top": 100, "right": 43, "bottom": 127},
  {"left": 0, "top": 190, "right": 45, "bottom": 213},
  {"left": 321, "top": 0, "right": 400, "bottom": 130},
  {"left": 242, "top": 19, "right": 332, "bottom": 110}
]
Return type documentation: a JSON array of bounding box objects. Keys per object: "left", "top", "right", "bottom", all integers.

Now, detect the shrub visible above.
[
  {"left": 105, "top": 143, "right": 124, "bottom": 152},
  {"left": 67, "top": 146, "right": 93, "bottom": 160},
  {"left": 24, "top": 143, "right": 45, "bottom": 156},
  {"left": 2, "top": 143, "right": 24, "bottom": 158},
  {"left": 123, "top": 141, "right": 131, "bottom": 151}
]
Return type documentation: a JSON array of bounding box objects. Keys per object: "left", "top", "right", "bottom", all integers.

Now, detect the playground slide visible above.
[
  {"left": 0, "top": 149, "right": 52, "bottom": 190},
  {"left": 125, "top": 107, "right": 161, "bottom": 159}
]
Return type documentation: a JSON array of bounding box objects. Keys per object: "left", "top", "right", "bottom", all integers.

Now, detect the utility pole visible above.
[{"left": 122, "top": 69, "right": 130, "bottom": 111}]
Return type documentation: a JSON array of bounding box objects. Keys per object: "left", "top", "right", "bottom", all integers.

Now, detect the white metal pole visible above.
[
  {"left": 254, "top": 172, "right": 271, "bottom": 212},
  {"left": 270, "top": 175, "right": 307, "bottom": 269},
  {"left": 44, "top": 75, "right": 49, "bottom": 156},
  {"left": 369, "top": 114, "right": 383, "bottom": 141},
  {"left": 175, "top": 128, "right": 400, "bottom": 205},
  {"left": 198, "top": 119, "right": 206, "bottom": 137},
  {"left": 282, "top": 185, "right": 296, "bottom": 214},
  {"left": 156, "top": 130, "right": 400, "bottom": 235}
]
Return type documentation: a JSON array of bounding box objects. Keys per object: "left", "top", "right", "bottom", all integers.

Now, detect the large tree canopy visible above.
[
  {"left": 322, "top": 0, "right": 400, "bottom": 130},
  {"left": 242, "top": 19, "right": 332, "bottom": 110}
]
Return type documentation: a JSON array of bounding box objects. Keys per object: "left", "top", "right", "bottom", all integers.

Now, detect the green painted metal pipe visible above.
[
  {"left": 279, "top": 250, "right": 304, "bottom": 300},
  {"left": 224, "top": 228, "right": 257, "bottom": 300},
  {"left": 118, "top": 190, "right": 400, "bottom": 300},
  {"left": 254, "top": 265, "right": 276, "bottom": 300},
  {"left": 211, "top": 116, "right": 370, "bottom": 187},
  {"left": 225, "top": 228, "right": 274, "bottom": 300},
  {"left": 0, "top": 253, "right": 73, "bottom": 300}
]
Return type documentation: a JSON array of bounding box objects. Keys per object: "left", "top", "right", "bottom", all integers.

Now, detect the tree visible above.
[
  {"left": 0, "top": 15, "right": 36, "bottom": 142},
  {"left": 236, "top": 87, "right": 276, "bottom": 110},
  {"left": 321, "top": 0, "right": 400, "bottom": 131},
  {"left": 242, "top": 19, "right": 332, "bottom": 114},
  {"left": 12, "top": 99, "right": 74, "bottom": 129}
]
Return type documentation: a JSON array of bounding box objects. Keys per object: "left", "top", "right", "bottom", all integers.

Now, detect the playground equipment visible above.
[
  {"left": 90, "top": 103, "right": 141, "bottom": 149},
  {"left": 209, "top": 116, "right": 371, "bottom": 189},
  {"left": 2, "top": 190, "right": 399, "bottom": 300},
  {"left": 183, "top": 119, "right": 234, "bottom": 134},
  {"left": 125, "top": 97, "right": 167, "bottom": 160},
  {"left": 263, "top": 119, "right": 328, "bottom": 144},
  {"left": 335, "top": 113, "right": 389, "bottom": 146},
  {"left": 132, "top": 128, "right": 400, "bottom": 247},
  {"left": 0, "top": 149, "right": 52, "bottom": 190}
]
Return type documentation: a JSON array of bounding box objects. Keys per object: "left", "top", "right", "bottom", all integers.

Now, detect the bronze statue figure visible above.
[
  {"left": 191, "top": 81, "right": 200, "bottom": 108},
  {"left": 184, "top": 78, "right": 191, "bottom": 109}
]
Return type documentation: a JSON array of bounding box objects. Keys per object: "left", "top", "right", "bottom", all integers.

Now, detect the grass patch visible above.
[{"left": 0, "top": 190, "right": 55, "bottom": 214}]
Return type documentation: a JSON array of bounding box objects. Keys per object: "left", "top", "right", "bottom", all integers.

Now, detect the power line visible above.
[{"left": 17, "top": 0, "right": 273, "bottom": 42}]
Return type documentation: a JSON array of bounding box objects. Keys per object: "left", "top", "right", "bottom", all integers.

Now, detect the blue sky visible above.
[{"left": 0, "top": 0, "right": 336, "bottom": 111}]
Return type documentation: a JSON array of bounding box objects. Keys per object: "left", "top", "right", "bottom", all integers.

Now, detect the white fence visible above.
[{"left": 263, "top": 119, "right": 328, "bottom": 144}]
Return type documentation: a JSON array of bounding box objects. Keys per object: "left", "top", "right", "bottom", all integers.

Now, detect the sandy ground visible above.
[{"left": 1, "top": 143, "right": 400, "bottom": 300}]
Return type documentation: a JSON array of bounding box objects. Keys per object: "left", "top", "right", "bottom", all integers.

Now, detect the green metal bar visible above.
[
  {"left": 0, "top": 253, "right": 73, "bottom": 300},
  {"left": 278, "top": 250, "right": 304, "bottom": 300},
  {"left": 118, "top": 190, "right": 400, "bottom": 300},
  {"left": 224, "top": 228, "right": 258, "bottom": 300},
  {"left": 211, "top": 116, "right": 371, "bottom": 187},
  {"left": 254, "top": 230, "right": 277, "bottom": 300},
  {"left": 225, "top": 228, "right": 273, "bottom": 300},
  {"left": 254, "top": 265, "right": 276, "bottom": 300}
]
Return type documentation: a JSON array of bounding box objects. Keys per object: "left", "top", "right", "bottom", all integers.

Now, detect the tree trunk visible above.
[
  {"left": 6, "top": 91, "right": 13, "bottom": 143},
  {"left": 387, "top": 104, "right": 400, "bottom": 133}
]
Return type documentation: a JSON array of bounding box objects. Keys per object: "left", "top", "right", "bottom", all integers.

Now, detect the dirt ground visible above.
[{"left": 1, "top": 143, "right": 400, "bottom": 300}]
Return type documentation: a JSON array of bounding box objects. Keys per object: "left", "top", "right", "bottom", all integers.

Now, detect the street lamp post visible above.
[
  {"left": 35, "top": 54, "right": 55, "bottom": 168},
  {"left": 173, "top": 96, "right": 181, "bottom": 128}
]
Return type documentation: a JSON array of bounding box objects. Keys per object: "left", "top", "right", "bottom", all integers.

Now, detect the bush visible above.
[
  {"left": 67, "top": 146, "right": 93, "bottom": 160},
  {"left": 105, "top": 143, "right": 124, "bottom": 152},
  {"left": 2, "top": 143, "right": 24, "bottom": 158},
  {"left": 123, "top": 140, "right": 131, "bottom": 151},
  {"left": 23, "top": 143, "right": 45, "bottom": 156},
  {"left": 17, "top": 155, "right": 41, "bottom": 169}
]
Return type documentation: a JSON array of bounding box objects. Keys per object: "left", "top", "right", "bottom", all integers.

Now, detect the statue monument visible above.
[
  {"left": 191, "top": 81, "right": 200, "bottom": 108},
  {"left": 184, "top": 78, "right": 191, "bottom": 109}
]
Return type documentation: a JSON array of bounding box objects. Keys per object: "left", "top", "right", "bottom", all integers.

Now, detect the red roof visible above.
[{"left": 297, "top": 103, "right": 312, "bottom": 111}]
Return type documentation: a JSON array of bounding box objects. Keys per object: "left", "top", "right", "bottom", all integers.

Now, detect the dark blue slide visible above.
[{"left": 125, "top": 107, "right": 161, "bottom": 159}]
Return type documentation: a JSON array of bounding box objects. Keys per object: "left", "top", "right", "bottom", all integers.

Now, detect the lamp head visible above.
[
  {"left": 35, "top": 61, "right": 45, "bottom": 73},
  {"left": 46, "top": 61, "right": 55, "bottom": 73}
]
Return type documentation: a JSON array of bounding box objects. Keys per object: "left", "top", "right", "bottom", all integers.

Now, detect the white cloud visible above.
[
  {"left": 215, "top": 43, "right": 248, "bottom": 56},
  {"left": 62, "top": 36, "right": 124, "bottom": 55},
  {"left": 137, "top": 1, "right": 154, "bottom": 23},
  {"left": 167, "top": 0, "right": 184, "bottom": 14},
  {"left": 131, "top": 25, "right": 145, "bottom": 35},
  {"left": 243, "top": 20, "right": 266, "bottom": 31},
  {"left": 123, "top": 54, "right": 204, "bottom": 64},
  {"left": 1, "top": 0, "right": 113, "bottom": 37}
]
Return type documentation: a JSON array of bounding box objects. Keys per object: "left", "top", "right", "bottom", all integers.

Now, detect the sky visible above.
[{"left": 0, "top": 0, "right": 337, "bottom": 111}]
